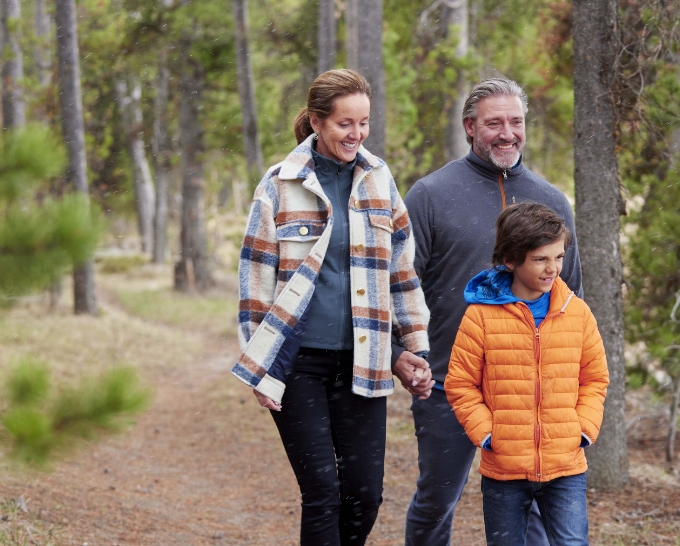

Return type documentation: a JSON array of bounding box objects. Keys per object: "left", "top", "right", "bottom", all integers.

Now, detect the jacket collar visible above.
[
  {"left": 464, "top": 148, "right": 526, "bottom": 179},
  {"left": 278, "top": 133, "right": 383, "bottom": 181}
]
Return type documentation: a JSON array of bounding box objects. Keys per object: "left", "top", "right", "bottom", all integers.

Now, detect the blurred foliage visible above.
[
  {"left": 0, "top": 126, "right": 103, "bottom": 303},
  {"left": 0, "top": 356, "right": 152, "bottom": 468}
]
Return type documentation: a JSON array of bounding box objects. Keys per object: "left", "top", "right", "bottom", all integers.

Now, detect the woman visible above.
[{"left": 231, "top": 69, "right": 430, "bottom": 545}]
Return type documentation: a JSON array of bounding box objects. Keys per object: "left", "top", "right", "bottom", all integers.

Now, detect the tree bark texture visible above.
[
  {"left": 317, "top": 0, "right": 336, "bottom": 75},
  {"left": 1, "top": 0, "right": 25, "bottom": 129},
  {"left": 55, "top": 0, "right": 97, "bottom": 315},
  {"left": 175, "top": 35, "right": 211, "bottom": 292},
  {"left": 34, "top": 0, "right": 52, "bottom": 88},
  {"left": 668, "top": 371, "right": 680, "bottom": 463},
  {"left": 573, "top": 0, "right": 628, "bottom": 488},
  {"left": 446, "top": 0, "right": 469, "bottom": 161},
  {"left": 115, "top": 77, "right": 156, "bottom": 255},
  {"left": 152, "top": 55, "right": 170, "bottom": 264},
  {"left": 232, "top": 0, "right": 263, "bottom": 191},
  {"left": 346, "top": 0, "right": 386, "bottom": 159}
]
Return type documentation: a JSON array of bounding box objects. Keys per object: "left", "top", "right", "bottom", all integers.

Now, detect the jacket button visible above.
[
  {"left": 359, "top": 335, "right": 367, "bottom": 343},
  {"left": 356, "top": 243, "right": 364, "bottom": 251},
  {"left": 357, "top": 288, "right": 365, "bottom": 295},
  {"left": 299, "top": 226, "right": 309, "bottom": 236},
  {"left": 389, "top": 219, "right": 394, "bottom": 228},
  {"left": 355, "top": 199, "right": 360, "bottom": 209}
]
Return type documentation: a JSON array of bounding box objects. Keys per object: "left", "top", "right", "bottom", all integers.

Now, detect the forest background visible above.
[{"left": 0, "top": 0, "right": 679, "bottom": 544}]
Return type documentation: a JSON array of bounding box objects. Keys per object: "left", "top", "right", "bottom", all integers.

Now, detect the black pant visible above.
[{"left": 271, "top": 348, "right": 387, "bottom": 546}]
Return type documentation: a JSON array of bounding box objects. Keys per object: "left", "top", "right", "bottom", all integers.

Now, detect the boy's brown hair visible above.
[{"left": 492, "top": 202, "right": 573, "bottom": 267}]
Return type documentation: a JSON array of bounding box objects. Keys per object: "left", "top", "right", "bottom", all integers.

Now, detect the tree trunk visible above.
[
  {"left": 668, "top": 370, "right": 680, "bottom": 464},
  {"left": 55, "top": 0, "right": 97, "bottom": 315},
  {"left": 573, "top": 0, "right": 628, "bottom": 488},
  {"left": 1, "top": 0, "right": 25, "bottom": 129},
  {"left": 34, "top": 0, "right": 52, "bottom": 88},
  {"left": 446, "top": 0, "right": 469, "bottom": 161},
  {"left": 346, "top": 0, "right": 385, "bottom": 159},
  {"left": 175, "top": 33, "right": 211, "bottom": 292},
  {"left": 317, "top": 0, "right": 336, "bottom": 74},
  {"left": 232, "top": 0, "right": 263, "bottom": 192},
  {"left": 115, "top": 77, "right": 156, "bottom": 255},
  {"left": 152, "top": 53, "right": 170, "bottom": 264}
]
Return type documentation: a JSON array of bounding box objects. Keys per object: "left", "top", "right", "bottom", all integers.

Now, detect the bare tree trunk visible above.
[
  {"left": 115, "top": 77, "right": 156, "bottom": 255},
  {"left": 573, "top": 0, "right": 628, "bottom": 488},
  {"left": 668, "top": 371, "right": 680, "bottom": 464},
  {"left": 345, "top": 0, "right": 358, "bottom": 69},
  {"left": 34, "top": 0, "right": 51, "bottom": 88},
  {"left": 55, "top": 0, "right": 97, "bottom": 315},
  {"left": 346, "top": 0, "right": 385, "bottom": 159},
  {"left": 1, "top": 0, "right": 25, "bottom": 129},
  {"left": 317, "top": 0, "right": 336, "bottom": 74},
  {"left": 446, "top": 0, "right": 469, "bottom": 161},
  {"left": 232, "top": 0, "right": 263, "bottom": 192},
  {"left": 175, "top": 33, "right": 211, "bottom": 292},
  {"left": 152, "top": 53, "right": 170, "bottom": 264}
]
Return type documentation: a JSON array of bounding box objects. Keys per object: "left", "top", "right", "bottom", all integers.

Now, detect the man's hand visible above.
[
  {"left": 253, "top": 388, "right": 282, "bottom": 411},
  {"left": 393, "top": 351, "right": 435, "bottom": 400}
]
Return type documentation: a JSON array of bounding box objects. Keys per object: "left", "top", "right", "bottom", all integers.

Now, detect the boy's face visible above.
[{"left": 506, "top": 237, "right": 566, "bottom": 301}]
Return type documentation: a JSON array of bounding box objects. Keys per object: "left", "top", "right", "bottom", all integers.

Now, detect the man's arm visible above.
[{"left": 557, "top": 198, "right": 583, "bottom": 298}]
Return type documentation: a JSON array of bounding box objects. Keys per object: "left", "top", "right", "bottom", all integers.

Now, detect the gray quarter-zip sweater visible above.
[
  {"left": 299, "top": 147, "right": 356, "bottom": 350},
  {"left": 393, "top": 150, "right": 583, "bottom": 384}
]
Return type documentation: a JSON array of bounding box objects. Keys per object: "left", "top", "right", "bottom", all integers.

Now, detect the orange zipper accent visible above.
[
  {"left": 498, "top": 172, "right": 507, "bottom": 210},
  {"left": 534, "top": 327, "right": 541, "bottom": 480}
]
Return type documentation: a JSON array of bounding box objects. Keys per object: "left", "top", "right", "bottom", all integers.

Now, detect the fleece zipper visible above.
[{"left": 498, "top": 171, "right": 508, "bottom": 210}]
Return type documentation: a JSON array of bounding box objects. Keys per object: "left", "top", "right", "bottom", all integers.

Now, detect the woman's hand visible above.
[{"left": 253, "top": 389, "right": 282, "bottom": 411}]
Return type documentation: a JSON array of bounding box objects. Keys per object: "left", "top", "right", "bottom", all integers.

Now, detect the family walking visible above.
[{"left": 232, "top": 70, "right": 609, "bottom": 546}]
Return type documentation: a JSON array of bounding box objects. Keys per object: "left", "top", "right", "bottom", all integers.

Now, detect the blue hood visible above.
[{"left": 464, "top": 266, "right": 521, "bottom": 305}]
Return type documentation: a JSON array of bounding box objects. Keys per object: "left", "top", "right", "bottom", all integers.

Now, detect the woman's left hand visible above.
[{"left": 253, "top": 389, "right": 282, "bottom": 411}]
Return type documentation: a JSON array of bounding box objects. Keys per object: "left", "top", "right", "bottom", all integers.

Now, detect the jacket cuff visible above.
[
  {"left": 580, "top": 433, "right": 592, "bottom": 447},
  {"left": 481, "top": 433, "right": 492, "bottom": 451},
  {"left": 254, "top": 374, "right": 285, "bottom": 405}
]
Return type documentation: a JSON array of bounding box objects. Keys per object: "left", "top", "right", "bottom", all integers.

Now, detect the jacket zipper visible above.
[
  {"left": 534, "top": 327, "right": 541, "bottom": 480},
  {"left": 498, "top": 171, "right": 508, "bottom": 210}
]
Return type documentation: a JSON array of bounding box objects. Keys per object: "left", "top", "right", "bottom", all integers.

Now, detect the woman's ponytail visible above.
[{"left": 293, "top": 107, "right": 314, "bottom": 144}]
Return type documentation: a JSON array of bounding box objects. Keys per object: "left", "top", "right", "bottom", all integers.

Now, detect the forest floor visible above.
[{"left": 1, "top": 263, "right": 679, "bottom": 545}]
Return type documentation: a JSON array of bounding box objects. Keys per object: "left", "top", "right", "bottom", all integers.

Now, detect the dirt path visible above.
[{"left": 3, "top": 281, "right": 680, "bottom": 545}]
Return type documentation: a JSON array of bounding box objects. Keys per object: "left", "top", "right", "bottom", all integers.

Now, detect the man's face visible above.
[{"left": 464, "top": 95, "right": 526, "bottom": 170}]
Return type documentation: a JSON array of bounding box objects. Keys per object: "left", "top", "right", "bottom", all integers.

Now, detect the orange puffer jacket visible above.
[{"left": 444, "top": 277, "right": 609, "bottom": 482}]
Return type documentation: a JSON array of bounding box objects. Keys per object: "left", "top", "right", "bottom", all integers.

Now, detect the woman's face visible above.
[{"left": 310, "top": 93, "right": 370, "bottom": 165}]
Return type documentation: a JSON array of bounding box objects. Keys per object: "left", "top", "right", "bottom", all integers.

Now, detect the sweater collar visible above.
[
  {"left": 464, "top": 148, "right": 526, "bottom": 179},
  {"left": 278, "top": 133, "right": 383, "bottom": 181}
]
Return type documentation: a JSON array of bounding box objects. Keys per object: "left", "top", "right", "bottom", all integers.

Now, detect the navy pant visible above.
[
  {"left": 405, "top": 389, "right": 549, "bottom": 546},
  {"left": 271, "top": 348, "right": 386, "bottom": 546},
  {"left": 482, "top": 473, "right": 589, "bottom": 546}
]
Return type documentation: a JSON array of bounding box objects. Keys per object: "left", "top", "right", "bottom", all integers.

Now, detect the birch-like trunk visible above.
[
  {"left": 115, "top": 77, "right": 156, "bottom": 255},
  {"left": 175, "top": 34, "right": 211, "bottom": 291},
  {"left": 152, "top": 54, "right": 170, "bottom": 264},
  {"left": 34, "top": 0, "right": 51, "bottom": 88},
  {"left": 446, "top": 0, "right": 469, "bottom": 161},
  {"left": 1, "top": 0, "right": 25, "bottom": 129},
  {"left": 346, "top": 0, "right": 386, "bottom": 159},
  {"left": 317, "top": 0, "right": 336, "bottom": 74},
  {"left": 232, "top": 0, "right": 263, "bottom": 191},
  {"left": 55, "top": 0, "right": 97, "bottom": 315},
  {"left": 573, "top": 0, "right": 628, "bottom": 488}
]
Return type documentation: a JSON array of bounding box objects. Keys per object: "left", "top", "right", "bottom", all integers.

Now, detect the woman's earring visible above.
[{"left": 314, "top": 133, "right": 319, "bottom": 141}]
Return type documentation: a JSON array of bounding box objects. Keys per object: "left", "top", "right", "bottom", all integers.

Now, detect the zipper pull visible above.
[
  {"left": 535, "top": 328, "right": 539, "bottom": 339},
  {"left": 503, "top": 170, "right": 508, "bottom": 179}
]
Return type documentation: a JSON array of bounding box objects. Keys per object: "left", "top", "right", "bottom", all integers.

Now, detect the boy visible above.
[{"left": 444, "top": 203, "right": 609, "bottom": 546}]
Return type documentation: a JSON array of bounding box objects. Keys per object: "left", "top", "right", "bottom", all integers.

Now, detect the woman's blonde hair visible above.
[{"left": 293, "top": 69, "right": 372, "bottom": 144}]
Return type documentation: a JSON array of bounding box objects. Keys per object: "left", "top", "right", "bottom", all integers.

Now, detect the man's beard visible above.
[{"left": 476, "top": 137, "right": 525, "bottom": 170}]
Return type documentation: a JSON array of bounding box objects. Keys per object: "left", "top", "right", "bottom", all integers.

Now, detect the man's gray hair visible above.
[{"left": 462, "top": 78, "right": 529, "bottom": 144}]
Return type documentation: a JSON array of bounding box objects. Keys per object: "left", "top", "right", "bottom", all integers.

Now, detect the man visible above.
[{"left": 392, "top": 78, "right": 583, "bottom": 545}]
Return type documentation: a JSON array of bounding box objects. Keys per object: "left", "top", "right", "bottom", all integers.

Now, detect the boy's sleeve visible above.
[
  {"left": 444, "top": 305, "right": 492, "bottom": 447},
  {"left": 576, "top": 307, "right": 609, "bottom": 444}
]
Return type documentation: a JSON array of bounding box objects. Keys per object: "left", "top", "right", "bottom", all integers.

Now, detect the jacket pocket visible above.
[
  {"left": 276, "top": 220, "right": 324, "bottom": 242},
  {"left": 368, "top": 213, "right": 393, "bottom": 233}
]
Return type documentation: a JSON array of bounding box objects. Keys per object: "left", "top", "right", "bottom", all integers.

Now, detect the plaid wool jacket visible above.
[{"left": 231, "top": 134, "right": 430, "bottom": 403}]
